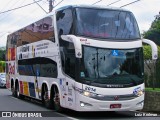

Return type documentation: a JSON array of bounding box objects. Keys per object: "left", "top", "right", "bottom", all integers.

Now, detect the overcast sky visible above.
[{"left": 0, "top": 0, "right": 159, "bottom": 47}]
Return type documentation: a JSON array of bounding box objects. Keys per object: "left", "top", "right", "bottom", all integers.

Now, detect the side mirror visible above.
[
  {"left": 61, "top": 35, "right": 82, "bottom": 58},
  {"left": 142, "top": 39, "right": 158, "bottom": 60}
]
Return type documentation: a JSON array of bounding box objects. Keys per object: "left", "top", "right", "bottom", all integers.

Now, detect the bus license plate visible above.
[{"left": 110, "top": 104, "right": 121, "bottom": 109}]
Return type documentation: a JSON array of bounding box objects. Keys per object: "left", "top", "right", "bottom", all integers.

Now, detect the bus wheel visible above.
[
  {"left": 15, "top": 83, "right": 24, "bottom": 99},
  {"left": 11, "top": 80, "right": 15, "bottom": 97},
  {"left": 53, "top": 87, "right": 62, "bottom": 112},
  {"left": 11, "top": 84, "right": 16, "bottom": 97},
  {"left": 42, "top": 85, "right": 53, "bottom": 109}
]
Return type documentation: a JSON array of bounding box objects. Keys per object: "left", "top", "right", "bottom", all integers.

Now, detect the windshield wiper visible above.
[
  {"left": 130, "top": 77, "right": 138, "bottom": 86},
  {"left": 103, "top": 74, "right": 119, "bottom": 79},
  {"left": 85, "top": 79, "right": 99, "bottom": 85}
]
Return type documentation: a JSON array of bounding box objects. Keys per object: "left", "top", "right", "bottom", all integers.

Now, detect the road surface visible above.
[{"left": 0, "top": 88, "right": 159, "bottom": 120}]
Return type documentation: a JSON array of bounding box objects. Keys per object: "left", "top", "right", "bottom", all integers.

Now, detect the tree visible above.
[
  {"left": 0, "top": 49, "right": 6, "bottom": 61},
  {"left": 143, "top": 45, "right": 160, "bottom": 60},
  {"left": 143, "top": 12, "right": 160, "bottom": 45},
  {"left": 0, "top": 61, "right": 5, "bottom": 72},
  {"left": 143, "top": 12, "right": 160, "bottom": 89}
]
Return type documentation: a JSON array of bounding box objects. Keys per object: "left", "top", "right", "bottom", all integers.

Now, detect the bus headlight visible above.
[
  {"left": 137, "top": 90, "right": 144, "bottom": 96},
  {"left": 83, "top": 91, "right": 97, "bottom": 97},
  {"left": 75, "top": 87, "right": 103, "bottom": 98},
  {"left": 83, "top": 91, "right": 90, "bottom": 96},
  {"left": 134, "top": 89, "right": 144, "bottom": 97},
  {"left": 133, "top": 87, "right": 144, "bottom": 97}
]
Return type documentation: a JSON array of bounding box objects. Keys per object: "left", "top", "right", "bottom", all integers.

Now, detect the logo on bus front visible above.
[{"left": 114, "top": 96, "right": 119, "bottom": 100}]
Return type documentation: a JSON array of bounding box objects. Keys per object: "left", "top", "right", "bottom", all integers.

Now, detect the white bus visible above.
[{"left": 6, "top": 5, "right": 158, "bottom": 112}]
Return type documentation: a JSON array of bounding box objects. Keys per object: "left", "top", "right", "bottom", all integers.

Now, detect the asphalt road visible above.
[{"left": 0, "top": 88, "right": 159, "bottom": 120}]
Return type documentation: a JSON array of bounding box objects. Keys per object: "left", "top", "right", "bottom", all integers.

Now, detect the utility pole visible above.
[{"left": 49, "top": 0, "right": 54, "bottom": 12}]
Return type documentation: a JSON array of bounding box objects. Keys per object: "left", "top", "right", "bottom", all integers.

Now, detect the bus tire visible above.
[
  {"left": 11, "top": 86, "right": 15, "bottom": 97},
  {"left": 53, "top": 86, "right": 63, "bottom": 112},
  {"left": 15, "top": 82, "right": 24, "bottom": 99},
  {"left": 42, "top": 85, "right": 53, "bottom": 109},
  {"left": 11, "top": 80, "right": 16, "bottom": 97}
]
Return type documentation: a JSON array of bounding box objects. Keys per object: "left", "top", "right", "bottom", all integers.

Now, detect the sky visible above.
[{"left": 0, "top": 0, "right": 160, "bottom": 47}]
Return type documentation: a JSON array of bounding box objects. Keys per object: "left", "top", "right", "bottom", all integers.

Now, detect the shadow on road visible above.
[
  {"left": 2, "top": 90, "right": 137, "bottom": 119},
  {"left": 60, "top": 109, "right": 136, "bottom": 119},
  {"left": 17, "top": 96, "right": 136, "bottom": 118}
]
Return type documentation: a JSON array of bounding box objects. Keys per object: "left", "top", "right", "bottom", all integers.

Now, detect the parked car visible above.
[{"left": 0, "top": 73, "right": 6, "bottom": 88}]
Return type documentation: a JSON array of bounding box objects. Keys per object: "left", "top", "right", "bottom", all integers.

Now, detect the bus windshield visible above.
[
  {"left": 76, "top": 8, "right": 140, "bottom": 40},
  {"left": 79, "top": 46, "right": 144, "bottom": 87}
]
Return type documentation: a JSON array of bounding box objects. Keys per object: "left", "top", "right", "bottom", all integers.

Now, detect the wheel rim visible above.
[
  {"left": 43, "top": 87, "right": 49, "bottom": 102},
  {"left": 11, "top": 87, "right": 14, "bottom": 93},
  {"left": 17, "top": 87, "right": 19, "bottom": 97},
  {"left": 53, "top": 89, "right": 60, "bottom": 110},
  {"left": 54, "top": 94, "right": 60, "bottom": 105},
  {"left": 15, "top": 84, "right": 20, "bottom": 97},
  {"left": 44, "top": 92, "right": 48, "bottom": 101},
  {"left": 11, "top": 86, "right": 15, "bottom": 96}
]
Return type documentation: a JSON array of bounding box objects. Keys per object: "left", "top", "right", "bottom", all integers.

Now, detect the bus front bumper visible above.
[{"left": 75, "top": 94, "right": 144, "bottom": 111}]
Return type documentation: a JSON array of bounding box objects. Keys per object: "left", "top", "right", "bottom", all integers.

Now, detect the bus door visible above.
[
  {"left": 64, "top": 52, "right": 76, "bottom": 109},
  {"left": 66, "top": 77, "right": 76, "bottom": 109}
]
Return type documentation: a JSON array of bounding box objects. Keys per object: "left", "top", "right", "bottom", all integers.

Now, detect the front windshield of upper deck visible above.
[{"left": 76, "top": 8, "right": 140, "bottom": 40}]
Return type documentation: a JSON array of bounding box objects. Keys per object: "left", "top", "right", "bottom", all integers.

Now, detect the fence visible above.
[{"left": 144, "top": 59, "right": 160, "bottom": 88}]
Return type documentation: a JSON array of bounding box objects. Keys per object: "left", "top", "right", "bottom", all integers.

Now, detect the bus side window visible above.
[
  {"left": 42, "top": 17, "right": 55, "bottom": 42},
  {"left": 56, "top": 8, "right": 75, "bottom": 79},
  {"left": 18, "top": 58, "right": 58, "bottom": 78},
  {"left": 60, "top": 43, "right": 76, "bottom": 79},
  {"left": 56, "top": 8, "right": 73, "bottom": 38}
]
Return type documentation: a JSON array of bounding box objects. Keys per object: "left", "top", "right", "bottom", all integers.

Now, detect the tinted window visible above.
[
  {"left": 60, "top": 42, "right": 76, "bottom": 79},
  {"left": 18, "top": 58, "right": 57, "bottom": 78},
  {"left": 16, "top": 17, "right": 54, "bottom": 46},
  {"left": 56, "top": 8, "right": 73, "bottom": 37},
  {"left": 76, "top": 8, "right": 140, "bottom": 40}
]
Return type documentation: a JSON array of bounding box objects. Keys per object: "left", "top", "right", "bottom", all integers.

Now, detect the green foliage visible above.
[
  {"left": 145, "top": 87, "right": 160, "bottom": 92},
  {"left": 0, "top": 49, "right": 5, "bottom": 61},
  {"left": 143, "top": 19, "right": 160, "bottom": 45},
  {"left": 143, "top": 45, "right": 160, "bottom": 60},
  {"left": 0, "top": 61, "right": 5, "bottom": 72},
  {"left": 151, "top": 20, "right": 160, "bottom": 31},
  {"left": 143, "top": 45, "right": 152, "bottom": 60}
]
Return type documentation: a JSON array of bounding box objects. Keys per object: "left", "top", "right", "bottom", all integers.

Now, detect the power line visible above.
[
  {"left": 120, "top": 0, "right": 140, "bottom": 8},
  {"left": 33, "top": 0, "right": 48, "bottom": 13},
  {"left": 107, "top": 0, "right": 122, "bottom": 6},
  {"left": 0, "top": 0, "right": 43, "bottom": 14},
  {"left": 53, "top": 0, "right": 64, "bottom": 9},
  {"left": 0, "top": 0, "right": 13, "bottom": 12},
  {"left": 8, "top": 6, "right": 45, "bottom": 32},
  {"left": 0, "top": 32, "right": 7, "bottom": 39},
  {"left": 0, "top": 6, "right": 41, "bottom": 40},
  {"left": 92, "top": 0, "right": 103, "bottom": 5},
  {"left": 0, "top": 0, "right": 27, "bottom": 22},
  {"left": 0, "top": 0, "right": 22, "bottom": 19}
]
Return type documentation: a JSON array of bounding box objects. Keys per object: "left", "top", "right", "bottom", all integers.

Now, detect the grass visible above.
[{"left": 145, "top": 87, "right": 160, "bottom": 92}]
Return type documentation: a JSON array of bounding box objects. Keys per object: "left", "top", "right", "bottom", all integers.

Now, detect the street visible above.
[{"left": 0, "top": 88, "right": 159, "bottom": 120}]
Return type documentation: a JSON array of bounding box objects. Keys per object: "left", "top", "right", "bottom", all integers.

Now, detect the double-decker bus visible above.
[{"left": 6, "top": 5, "right": 158, "bottom": 112}]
